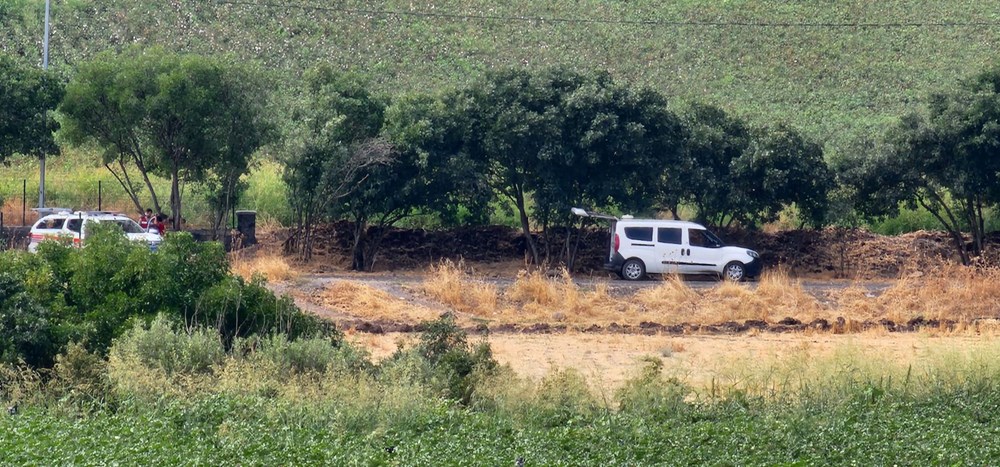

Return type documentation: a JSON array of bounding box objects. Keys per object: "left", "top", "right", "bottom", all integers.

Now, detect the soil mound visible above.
[{"left": 266, "top": 223, "right": 961, "bottom": 279}]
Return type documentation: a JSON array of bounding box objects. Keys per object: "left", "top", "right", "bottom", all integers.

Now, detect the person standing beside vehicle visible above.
[{"left": 139, "top": 208, "right": 154, "bottom": 230}]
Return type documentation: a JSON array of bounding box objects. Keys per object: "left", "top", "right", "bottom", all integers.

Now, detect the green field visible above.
[
  {"left": 6, "top": 0, "right": 1000, "bottom": 231},
  {"left": 5, "top": 322, "right": 1000, "bottom": 465},
  {"left": 5, "top": 0, "right": 1000, "bottom": 155}
]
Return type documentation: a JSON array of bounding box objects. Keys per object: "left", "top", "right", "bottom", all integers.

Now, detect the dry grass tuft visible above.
[
  {"left": 837, "top": 264, "right": 1000, "bottom": 324},
  {"left": 230, "top": 251, "right": 298, "bottom": 283},
  {"left": 422, "top": 259, "right": 498, "bottom": 315},
  {"left": 634, "top": 275, "right": 699, "bottom": 314},
  {"left": 634, "top": 269, "right": 826, "bottom": 325},
  {"left": 316, "top": 281, "right": 441, "bottom": 322}
]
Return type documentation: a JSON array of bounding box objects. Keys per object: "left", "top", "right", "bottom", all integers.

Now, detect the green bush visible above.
[
  {"left": 112, "top": 314, "right": 225, "bottom": 376},
  {"left": 411, "top": 314, "right": 497, "bottom": 404},
  {"left": 0, "top": 222, "right": 337, "bottom": 368},
  {"left": 196, "top": 274, "right": 337, "bottom": 347},
  {"left": 615, "top": 356, "right": 690, "bottom": 420},
  {"left": 248, "top": 333, "right": 370, "bottom": 375},
  {"left": 530, "top": 368, "right": 602, "bottom": 427},
  {"left": 0, "top": 272, "right": 59, "bottom": 368}
]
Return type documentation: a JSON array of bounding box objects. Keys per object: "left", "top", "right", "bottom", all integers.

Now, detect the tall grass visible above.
[{"left": 7, "top": 318, "right": 1000, "bottom": 464}]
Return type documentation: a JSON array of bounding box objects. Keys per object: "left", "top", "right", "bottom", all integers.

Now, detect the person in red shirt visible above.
[
  {"left": 154, "top": 214, "right": 166, "bottom": 235},
  {"left": 139, "top": 208, "right": 153, "bottom": 230}
]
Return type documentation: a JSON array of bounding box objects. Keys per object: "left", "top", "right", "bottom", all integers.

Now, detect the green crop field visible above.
[{"left": 3, "top": 0, "right": 1000, "bottom": 155}]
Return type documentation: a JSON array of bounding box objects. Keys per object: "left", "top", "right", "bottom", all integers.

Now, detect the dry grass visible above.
[
  {"left": 422, "top": 259, "right": 499, "bottom": 316},
  {"left": 303, "top": 260, "right": 1000, "bottom": 335},
  {"left": 230, "top": 251, "right": 298, "bottom": 283},
  {"left": 315, "top": 280, "right": 441, "bottom": 323},
  {"left": 837, "top": 265, "right": 1000, "bottom": 324},
  {"left": 633, "top": 269, "right": 827, "bottom": 325}
]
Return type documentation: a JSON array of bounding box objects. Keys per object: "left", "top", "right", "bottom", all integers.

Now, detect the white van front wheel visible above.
[
  {"left": 723, "top": 261, "right": 746, "bottom": 282},
  {"left": 621, "top": 259, "right": 646, "bottom": 281}
]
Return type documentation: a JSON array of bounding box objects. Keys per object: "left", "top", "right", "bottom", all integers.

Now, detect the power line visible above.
[{"left": 215, "top": 0, "right": 1000, "bottom": 29}]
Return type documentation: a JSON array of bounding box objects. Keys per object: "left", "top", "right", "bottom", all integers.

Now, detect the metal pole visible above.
[
  {"left": 43, "top": 0, "right": 50, "bottom": 70},
  {"left": 38, "top": 0, "right": 51, "bottom": 209},
  {"left": 98, "top": 180, "right": 102, "bottom": 211},
  {"left": 22, "top": 179, "right": 26, "bottom": 225}
]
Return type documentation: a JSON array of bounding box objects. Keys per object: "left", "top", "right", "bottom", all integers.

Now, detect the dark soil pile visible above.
[{"left": 268, "top": 222, "right": 963, "bottom": 279}]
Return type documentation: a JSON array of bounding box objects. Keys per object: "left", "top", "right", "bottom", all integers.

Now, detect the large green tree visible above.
[
  {"left": 465, "top": 67, "right": 686, "bottom": 266},
  {"left": 532, "top": 72, "right": 686, "bottom": 267},
  {"left": 677, "top": 103, "right": 751, "bottom": 226},
  {"left": 60, "top": 49, "right": 270, "bottom": 229},
  {"left": 837, "top": 64, "right": 1000, "bottom": 264},
  {"left": 338, "top": 91, "right": 486, "bottom": 271},
  {"left": 281, "top": 65, "right": 389, "bottom": 260},
  {"left": 0, "top": 53, "right": 63, "bottom": 163},
  {"left": 728, "top": 124, "right": 832, "bottom": 228}
]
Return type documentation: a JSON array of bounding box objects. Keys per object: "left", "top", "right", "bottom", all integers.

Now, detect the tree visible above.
[
  {"left": 281, "top": 65, "right": 389, "bottom": 260},
  {"left": 533, "top": 75, "right": 686, "bottom": 268},
  {"left": 339, "top": 91, "right": 487, "bottom": 271},
  {"left": 465, "top": 68, "right": 563, "bottom": 265},
  {"left": 60, "top": 49, "right": 270, "bottom": 229},
  {"left": 676, "top": 103, "right": 751, "bottom": 226},
  {"left": 60, "top": 50, "right": 165, "bottom": 213},
  {"left": 728, "top": 124, "right": 832, "bottom": 227},
  {"left": 837, "top": 65, "right": 1000, "bottom": 264},
  {"left": 0, "top": 53, "right": 63, "bottom": 163}
]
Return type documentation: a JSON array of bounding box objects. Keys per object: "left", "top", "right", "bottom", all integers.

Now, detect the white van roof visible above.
[{"left": 616, "top": 218, "right": 707, "bottom": 229}]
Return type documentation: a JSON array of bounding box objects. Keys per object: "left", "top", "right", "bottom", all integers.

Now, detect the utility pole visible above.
[{"left": 39, "top": 0, "right": 50, "bottom": 208}]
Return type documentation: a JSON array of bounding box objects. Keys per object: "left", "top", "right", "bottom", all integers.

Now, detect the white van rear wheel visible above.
[{"left": 621, "top": 259, "right": 646, "bottom": 281}]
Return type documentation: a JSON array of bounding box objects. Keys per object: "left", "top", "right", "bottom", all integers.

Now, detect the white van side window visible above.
[
  {"left": 657, "top": 228, "right": 682, "bottom": 245},
  {"left": 623, "top": 227, "right": 653, "bottom": 242}
]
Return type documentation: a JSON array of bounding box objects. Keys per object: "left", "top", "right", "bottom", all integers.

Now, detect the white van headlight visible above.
[{"left": 747, "top": 250, "right": 759, "bottom": 259}]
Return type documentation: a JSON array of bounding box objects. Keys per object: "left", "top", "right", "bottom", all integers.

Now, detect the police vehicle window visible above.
[
  {"left": 43, "top": 218, "right": 65, "bottom": 229},
  {"left": 113, "top": 220, "right": 144, "bottom": 234},
  {"left": 657, "top": 227, "right": 682, "bottom": 245},
  {"left": 624, "top": 227, "right": 653, "bottom": 242},
  {"left": 66, "top": 219, "right": 82, "bottom": 233}
]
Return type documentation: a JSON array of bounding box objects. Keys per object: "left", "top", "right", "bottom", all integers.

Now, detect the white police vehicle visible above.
[
  {"left": 28, "top": 209, "right": 163, "bottom": 253},
  {"left": 572, "top": 208, "right": 762, "bottom": 281}
]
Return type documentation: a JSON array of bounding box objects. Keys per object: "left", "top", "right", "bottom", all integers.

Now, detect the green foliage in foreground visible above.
[
  {"left": 0, "top": 223, "right": 335, "bottom": 367},
  {"left": 3, "top": 379, "right": 1000, "bottom": 464},
  {"left": 5, "top": 315, "right": 1000, "bottom": 464}
]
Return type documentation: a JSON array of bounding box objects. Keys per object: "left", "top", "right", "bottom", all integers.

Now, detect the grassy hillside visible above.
[{"left": 4, "top": 0, "right": 1000, "bottom": 155}]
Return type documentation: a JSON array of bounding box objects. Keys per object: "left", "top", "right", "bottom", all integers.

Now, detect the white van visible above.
[
  {"left": 572, "top": 209, "right": 761, "bottom": 281},
  {"left": 28, "top": 210, "right": 163, "bottom": 253}
]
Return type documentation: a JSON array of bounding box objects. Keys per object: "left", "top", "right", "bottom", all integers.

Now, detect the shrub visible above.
[
  {"left": 0, "top": 222, "right": 333, "bottom": 368},
  {"left": 111, "top": 314, "right": 225, "bottom": 376},
  {"left": 50, "top": 342, "right": 109, "bottom": 405},
  {"left": 250, "top": 333, "right": 370, "bottom": 375},
  {"left": 415, "top": 314, "right": 497, "bottom": 404},
  {"left": 380, "top": 314, "right": 499, "bottom": 405},
  {"left": 615, "top": 356, "right": 690, "bottom": 420},
  {"left": 531, "top": 368, "right": 602, "bottom": 427},
  {"left": 195, "top": 274, "right": 339, "bottom": 347},
  {"left": 0, "top": 272, "right": 60, "bottom": 368}
]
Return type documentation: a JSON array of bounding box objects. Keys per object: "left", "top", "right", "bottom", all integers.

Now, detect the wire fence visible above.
[{"left": 0, "top": 178, "right": 231, "bottom": 228}]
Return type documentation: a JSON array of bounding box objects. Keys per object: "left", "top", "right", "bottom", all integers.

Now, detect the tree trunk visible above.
[
  {"left": 170, "top": 165, "right": 182, "bottom": 231},
  {"left": 917, "top": 195, "right": 969, "bottom": 265},
  {"left": 105, "top": 160, "right": 143, "bottom": 213},
  {"left": 514, "top": 187, "right": 539, "bottom": 265},
  {"left": 350, "top": 218, "right": 368, "bottom": 271}
]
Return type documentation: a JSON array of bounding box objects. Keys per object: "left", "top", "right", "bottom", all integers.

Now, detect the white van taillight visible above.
[{"left": 614, "top": 233, "right": 620, "bottom": 253}]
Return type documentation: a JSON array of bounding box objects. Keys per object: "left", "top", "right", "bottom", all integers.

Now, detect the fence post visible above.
[
  {"left": 22, "top": 179, "right": 26, "bottom": 226},
  {"left": 98, "top": 180, "right": 102, "bottom": 211}
]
